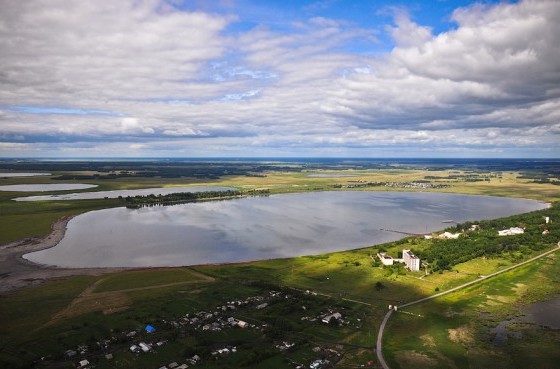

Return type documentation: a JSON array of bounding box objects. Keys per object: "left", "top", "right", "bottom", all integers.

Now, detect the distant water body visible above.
[
  {"left": 25, "top": 191, "right": 547, "bottom": 268},
  {"left": 0, "top": 172, "right": 51, "bottom": 177},
  {"left": 14, "top": 186, "right": 234, "bottom": 201},
  {"left": 0, "top": 184, "right": 97, "bottom": 192}
]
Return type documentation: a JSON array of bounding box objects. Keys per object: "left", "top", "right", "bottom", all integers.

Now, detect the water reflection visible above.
[
  {"left": 491, "top": 296, "right": 560, "bottom": 345},
  {"left": 14, "top": 185, "right": 234, "bottom": 201},
  {"left": 0, "top": 172, "right": 51, "bottom": 177},
  {"left": 0, "top": 184, "right": 97, "bottom": 192},
  {"left": 24, "top": 191, "right": 547, "bottom": 268}
]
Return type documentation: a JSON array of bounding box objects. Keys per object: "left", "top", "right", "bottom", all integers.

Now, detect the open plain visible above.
[{"left": 0, "top": 159, "right": 559, "bottom": 369}]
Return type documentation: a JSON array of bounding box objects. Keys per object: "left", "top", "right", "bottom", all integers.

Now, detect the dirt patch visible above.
[
  {"left": 448, "top": 325, "right": 475, "bottom": 345},
  {"left": 51, "top": 291, "right": 132, "bottom": 323},
  {"left": 444, "top": 308, "right": 463, "bottom": 317},
  {"left": 420, "top": 334, "right": 436, "bottom": 348},
  {"left": 395, "top": 350, "right": 438, "bottom": 368}
]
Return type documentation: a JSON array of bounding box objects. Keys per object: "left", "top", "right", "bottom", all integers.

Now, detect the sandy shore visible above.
[{"left": 0, "top": 216, "right": 126, "bottom": 295}]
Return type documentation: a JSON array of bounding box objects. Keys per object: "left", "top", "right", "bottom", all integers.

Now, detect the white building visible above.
[
  {"left": 498, "top": 227, "right": 525, "bottom": 236},
  {"left": 322, "top": 312, "right": 342, "bottom": 324},
  {"left": 139, "top": 342, "right": 151, "bottom": 353},
  {"left": 402, "top": 249, "right": 420, "bottom": 271},
  {"left": 377, "top": 252, "right": 394, "bottom": 266},
  {"left": 438, "top": 232, "right": 462, "bottom": 239}
]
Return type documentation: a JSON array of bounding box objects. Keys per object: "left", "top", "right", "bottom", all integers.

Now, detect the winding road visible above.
[{"left": 375, "top": 245, "right": 560, "bottom": 369}]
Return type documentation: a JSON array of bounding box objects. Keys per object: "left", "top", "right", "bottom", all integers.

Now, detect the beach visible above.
[{"left": 0, "top": 216, "right": 125, "bottom": 295}]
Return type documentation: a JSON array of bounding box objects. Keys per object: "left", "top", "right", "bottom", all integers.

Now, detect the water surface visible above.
[
  {"left": 0, "top": 172, "right": 51, "bottom": 177},
  {"left": 491, "top": 296, "right": 560, "bottom": 344},
  {"left": 25, "top": 191, "right": 547, "bottom": 268},
  {"left": 15, "top": 185, "right": 234, "bottom": 201},
  {"left": 0, "top": 184, "right": 97, "bottom": 192}
]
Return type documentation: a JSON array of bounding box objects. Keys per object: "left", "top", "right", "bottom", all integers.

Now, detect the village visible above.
[{"left": 56, "top": 288, "right": 358, "bottom": 369}]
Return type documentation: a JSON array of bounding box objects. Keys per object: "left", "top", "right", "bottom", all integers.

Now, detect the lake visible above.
[
  {"left": 14, "top": 185, "right": 234, "bottom": 201},
  {"left": 24, "top": 191, "right": 547, "bottom": 268},
  {"left": 0, "top": 184, "right": 97, "bottom": 192}
]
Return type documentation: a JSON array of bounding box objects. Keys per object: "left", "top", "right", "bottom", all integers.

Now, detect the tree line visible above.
[
  {"left": 122, "top": 189, "right": 270, "bottom": 208},
  {"left": 394, "top": 202, "right": 559, "bottom": 272}
]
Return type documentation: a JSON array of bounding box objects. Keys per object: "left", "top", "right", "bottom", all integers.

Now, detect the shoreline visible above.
[
  {"left": 0, "top": 195, "right": 552, "bottom": 295},
  {"left": 0, "top": 216, "right": 127, "bottom": 296}
]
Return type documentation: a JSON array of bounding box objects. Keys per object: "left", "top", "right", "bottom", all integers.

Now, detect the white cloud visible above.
[
  {"left": 120, "top": 117, "right": 154, "bottom": 134},
  {"left": 0, "top": 0, "right": 231, "bottom": 105},
  {"left": 0, "top": 0, "right": 559, "bottom": 157},
  {"left": 387, "top": 10, "right": 433, "bottom": 47},
  {"left": 129, "top": 143, "right": 148, "bottom": 150}
]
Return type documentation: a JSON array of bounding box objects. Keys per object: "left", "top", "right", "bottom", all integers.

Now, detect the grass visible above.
[
  {"left": 93, "top": 268, "right": 208, "bottom": 293},
  {"left": 385, "top": 253, "right": 560, "bottom": 369},
  {"left": 0, "top": 196, "right": 122, "bottom": 243}
]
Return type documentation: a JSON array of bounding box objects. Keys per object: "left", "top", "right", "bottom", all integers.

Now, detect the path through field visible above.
[{"left": 39, "top": 269, "right": 215, "bottom": 330}]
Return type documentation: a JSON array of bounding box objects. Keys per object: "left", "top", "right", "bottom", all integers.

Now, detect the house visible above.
[
  {"left": 438, "top": 232, "right": 462, "bottom": 239},
  {"left": 377, "top": 250, "right": 421, "bottom": 271},
  {"left": 403, "top": 249, "right": 420, "bottom": 271},
  {"left": 377, "top": 252, "right": 394, "bottom": 266},
  {"left": 139, "top": 342, "right": 151, "bottom": 353},
  {"left": 310, "top": 359, "right": 330, "bottom": 369},
  {"left": 145, "top": 324, "right": 156, "bottom": 333},
  {"left": 469, "top": 224, "right": 480, "bottom": 231},
  {"left": 498, "top": 227, "right": 524, "bottom": 236},
  {"left": 237, "top": 320, "right": 248, "bottom": 328},
  {"left": 256, "top": 303, "right": 268, "bottom": 310},
  {"left": 78, "top": 359, "right": 90, "bottom": 368},
  {"left": 322, "top": 312, "right": 342, "bottom": 324}
]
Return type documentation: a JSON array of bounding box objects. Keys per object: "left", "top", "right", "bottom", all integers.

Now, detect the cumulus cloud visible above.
[
  {"left": 120, "top": 117, "right": 154, "bottom": 134},
  {"left": 330, "top": 0, "right": 560, "bottom": 137},
  {"left": 387, "top": 10, "right": 433, "bottom": 47},
  {"left": 0, "top": 0, "right": 231, "bottom": 104},
  {"left": 0, "top": 0, "right": 558, "bottom": 157}
]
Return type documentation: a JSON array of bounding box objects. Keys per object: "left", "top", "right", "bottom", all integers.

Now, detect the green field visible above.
[{"left": 384, "top": 253, "right": 560, "bottom": 369}]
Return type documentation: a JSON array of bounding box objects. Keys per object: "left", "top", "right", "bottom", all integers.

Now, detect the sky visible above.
[{"left": 0, "top": 0, "right": 559, "bottom": 158}]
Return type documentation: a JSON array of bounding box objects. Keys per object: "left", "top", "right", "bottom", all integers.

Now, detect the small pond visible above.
[
  {"left": 24, "top": 191, "right": 547, "bottom": 268},
  {"left": 491, "top": 296, "right": 560, "bottom": 344}
]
